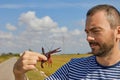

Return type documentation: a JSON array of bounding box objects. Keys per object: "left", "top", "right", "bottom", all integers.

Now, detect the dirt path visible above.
[
  {"left": 0, "top": 57, "right": 48, "bottom": 80},
  {"left": 0, "top": 57, "right": 17, "bottom": 80}
]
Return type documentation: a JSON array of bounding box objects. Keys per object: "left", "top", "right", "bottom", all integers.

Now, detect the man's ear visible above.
[{"left": 116, "top": 26, "right": 120, "bottom": 39}]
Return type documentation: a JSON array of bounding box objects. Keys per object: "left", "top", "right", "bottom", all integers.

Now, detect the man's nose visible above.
[{"left": 86, "top": 34, "right": 95, "bottom": 42}]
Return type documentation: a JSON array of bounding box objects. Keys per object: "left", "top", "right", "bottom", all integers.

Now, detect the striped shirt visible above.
[{"left": 45, "top": 56, "right": 120, "bottom": 80}]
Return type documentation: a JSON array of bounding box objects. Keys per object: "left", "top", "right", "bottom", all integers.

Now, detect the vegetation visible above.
[
  {"left": 26, "top": 54, "right": 91, "bottom": 80},
  {"left": 0, "top": 53, "right": 91, "bottom": 80},
  {"left": 0, "top": 53, "right": 19, "bottom": 63}
]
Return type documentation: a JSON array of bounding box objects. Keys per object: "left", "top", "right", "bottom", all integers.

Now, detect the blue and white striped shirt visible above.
[{"left": 45, "top": 56, "right": 120, "bottom": 80}]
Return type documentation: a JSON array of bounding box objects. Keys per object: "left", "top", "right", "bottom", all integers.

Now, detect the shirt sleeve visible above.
[{"left": 45, "top": 61, "right": 70, "bottom": 80}]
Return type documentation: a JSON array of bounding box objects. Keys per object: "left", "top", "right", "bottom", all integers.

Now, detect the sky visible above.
[{"left": 0, "top": 0, "right": 120, "bottom": 54}]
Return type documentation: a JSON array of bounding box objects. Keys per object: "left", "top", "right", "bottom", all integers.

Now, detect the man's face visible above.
[{"left": 85, "top": 11, "right": 115, "bottom": 57}]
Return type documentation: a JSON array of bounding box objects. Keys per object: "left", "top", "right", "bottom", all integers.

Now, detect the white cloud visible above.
[
  {"left": 19, "top": 11, "right": 58, "bottom": 31},
  {"left": 0, "top": 11, "right": 90, "bottom": 53},
  {"left": 0, "top": 2, "right": 119, "bottom": 9},
  {"left": 51, "top": 26, "right": 68, "bottom": 33},
  {"left": 0, "top": 4, "right": 39, "bottom": 9},
  {"left": 0, "top": 31, "right": 13, "bottom": 39},
  {"left": 72, "top": 29, "right": 81, "bottom": 35},
  {"left": 0, "top": 3, "right": 89, "bottom": 9},
  {"left": 6, "top": 23, "right": 17, "bottom": 31},
  {"left": 0, "top": 4, "right": 24, "bottom": 9}
]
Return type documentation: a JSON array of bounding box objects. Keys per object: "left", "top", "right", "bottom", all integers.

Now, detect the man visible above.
[{"left": 13, "top": 4, "right": 120, "bottom": 80}]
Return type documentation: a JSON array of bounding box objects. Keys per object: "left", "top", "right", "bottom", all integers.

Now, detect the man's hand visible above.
[{"left": 13, "top": 51, "right": 47, "bottom": 80}]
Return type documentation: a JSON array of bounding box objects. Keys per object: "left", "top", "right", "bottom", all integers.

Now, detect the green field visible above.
[
  {"left": 26, "top": 54, "right": 91, "bottom": 80},
  {"left": 0, "top": 53, "right": 91, "bottom": 80},
  {"left": 0, "top": 54, "right": 18, "bottom": 63}
]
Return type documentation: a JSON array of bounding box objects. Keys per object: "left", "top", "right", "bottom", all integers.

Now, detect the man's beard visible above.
[{"left": 90, "top": 41, "right": 114, "bottom": 57}]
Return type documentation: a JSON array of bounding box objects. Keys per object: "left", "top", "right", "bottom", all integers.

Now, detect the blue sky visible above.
[{"left": 0, "top": 0, "right": 120, "bottom": 54}]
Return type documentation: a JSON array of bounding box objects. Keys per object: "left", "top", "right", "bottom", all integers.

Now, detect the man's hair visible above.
[{"left": 87, "top": 4, "right": 120, "bottom": 29}]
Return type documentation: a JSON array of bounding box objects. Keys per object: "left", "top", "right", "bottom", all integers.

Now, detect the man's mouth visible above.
[{"left": 89, "top": 42, "right": 99, "bottom": 48}]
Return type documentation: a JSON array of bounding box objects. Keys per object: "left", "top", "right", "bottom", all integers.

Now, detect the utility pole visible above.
[{"left": 62, "top": 35, "right": 65, "bottom": 54}]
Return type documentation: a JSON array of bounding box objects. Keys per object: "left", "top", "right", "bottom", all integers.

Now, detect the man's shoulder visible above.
[{"left": 69, "top": 55, "right": 95, "bottom": 64}]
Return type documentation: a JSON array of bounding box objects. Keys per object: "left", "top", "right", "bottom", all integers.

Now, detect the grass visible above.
[
  {"left": 26, "top": 54, "right": 91, "bottom": 80},
  {"left": 0, "top": 53, "right": 91, "bottom": 80},
  {"left": 0, "top": 55, "right": 16, "bottom": 63}
]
